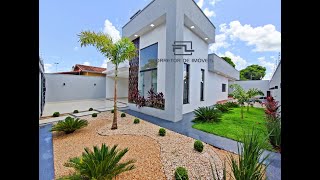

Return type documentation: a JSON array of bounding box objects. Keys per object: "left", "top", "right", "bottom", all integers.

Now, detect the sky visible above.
[{"left": 40, "top": 0, "right": 281, "bottom": 80}]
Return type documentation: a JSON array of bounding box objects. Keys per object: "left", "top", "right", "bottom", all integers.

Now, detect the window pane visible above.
[
  {"left": 140, "top": 43, "right": 158, "bottom": 71},
  {"left": 222, "top": 84, "right": 226, "bottom": 92},
  {"left": 183, "top": 63, "right": 190, "bottom": 104},
  {"left": 200, "top": 69, "right": 204, "bottom": 101}
]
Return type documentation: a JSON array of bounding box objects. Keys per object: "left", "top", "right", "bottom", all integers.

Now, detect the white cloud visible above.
[
  {"left": 44, "top": 63, "right": 53, "bottom": 73},
  {"left": 258, "top": 57, "right": 275, "bottom": 70},
  {"left": 203, "top": 8, "right": 216, "bottom": 17},
  {"left": 209, "top": 33, "right": 230, "bottom": 52},
  {"left": 197, "top": 0, "right": 204, "bottom": 8},
  {"left": 221, "top": 21, "right": 281, "bottom": 52},
  {"left": 83, "top": 61, "right": 90, "bottom": 66},
  {"left": 263, "top": 72, "right": 273, "bottom": 80},
  {"left": 209, "top": 0, "right": 222, "bottom": 6},
  {"left": 217, "top": 51, "right": 247, "bottom": 70},
  {"left": 74, "top": 47, "right": 79, "bottom": 51},
  {"left": 101, "top": 59, "right": 108, "bottom": 68},
  {"left": 103, "top": 19, "right": 121, "bottom": 43}
]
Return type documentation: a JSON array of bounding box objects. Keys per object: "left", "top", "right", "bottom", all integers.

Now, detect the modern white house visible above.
[
  {"left": 39, "top": 57, "right": 46, "bottom": 118},
  {"left": 269, "top": 60, "right": 281, "bottom": 105},
  {"left": 104, "top": 0, "right": 239, "bottom": 122}
]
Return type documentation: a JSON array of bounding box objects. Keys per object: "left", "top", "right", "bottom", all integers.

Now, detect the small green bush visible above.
[
  {"left": 266, "top": 117, "right": 281, "bottom": 149},
  {"left": 194, "top": 107, "right": 222, "bottom": 122},
  {"left": 159, "top": 128, "right": 166, "bottom": 136},
  {"left": 111, "top": 109, "right": 114, "bottom": 113},
  {"left": 175, "top": 167, "right": 189, "bottom": 180},
  {"left": 134, "top": 118, "right": 140, "bottom": 124},
  {"left": 225, "top": 101, "right": 239, "bottom": 108},
  {"left": 89, "top": 108, "right": 93, "bottom": 111},
  {"left": 73, "top": 110, "right": 79, "bottom": 113},
  {"left": 53, "top": 112, "right": 60, "bottom": 117},
  {"left": 121, "top": 113, "right": 126, "bottom": 117},
  {"left": 194, "top": 140, "right": 204, "bottom": 152},
  {"left": 215, "top": 104, "right": 230, "bottom": 113},
  {"left": 51, "top": 117, "right": 88, "bottom": 134},
  {"left": 92, "top": 113, "right": 98, "bottom": 117}
]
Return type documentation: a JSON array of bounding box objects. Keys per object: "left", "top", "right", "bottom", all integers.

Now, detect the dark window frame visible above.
[
  {"left": 222, "top": 83, "right": 226, "bottom": 92},
  {"left": 200, "top": 69, "right": 204, "bottom": 101},
  {"left": 183, "top": 63, "right": 190, "bottom": 104}
]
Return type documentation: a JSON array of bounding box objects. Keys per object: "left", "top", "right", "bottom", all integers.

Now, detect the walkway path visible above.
[
  {"left": 123, "top": 109, "right": 281, "bottom": 180},
  {"left": 39, "top": 124, "right": 55, "bottom": 180}
]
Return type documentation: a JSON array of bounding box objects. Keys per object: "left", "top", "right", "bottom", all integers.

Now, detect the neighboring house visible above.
[
  {"left": 105, "top": 0, "right": 239, "bottom": 122},
  {"left": 57, "top": 64, "right": 107, "bottom": 77},
  {"left": 269, "top": 60, "right": 281, "bottom": 105},
  {"left": 39, "top": 57, "right": 46, "bottom": 118}
]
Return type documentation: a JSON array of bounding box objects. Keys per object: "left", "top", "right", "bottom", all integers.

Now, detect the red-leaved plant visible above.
[
  {"left": 146, "top": 88, "right": 165, "bottom": 109},
  {"left": 264, "top": 96, "right": 280, "bottom": 120}
]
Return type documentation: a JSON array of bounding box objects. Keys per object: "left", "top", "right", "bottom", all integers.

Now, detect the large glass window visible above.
[
  {"left": 200, "top": 69, "right": 204, "bottom": 101},
  {"left": 140, "top": 43, "right": 158, "bottom": 71},
  {"left": 183, "top": 63, "right": 190, "bottom": 104},
  {"left": 139, "top": 43, "right": 158, "bottom": 97}
]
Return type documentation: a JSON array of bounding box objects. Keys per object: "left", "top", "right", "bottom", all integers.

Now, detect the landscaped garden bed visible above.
[{"left": 52, "top": 111, "right": 233, "bottom": 179}]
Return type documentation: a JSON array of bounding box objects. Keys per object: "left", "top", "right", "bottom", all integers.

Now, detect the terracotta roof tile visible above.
[{"left": 74, "top": 64, "right": 106, "bottom": 73}]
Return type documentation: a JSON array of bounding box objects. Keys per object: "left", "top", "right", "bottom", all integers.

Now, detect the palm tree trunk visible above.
[
  {"left": 111, "top": 65, "right": 118, "bottom": 130},
  {"left": 241, "top": 105, "right": 244, "bottom": 119}
]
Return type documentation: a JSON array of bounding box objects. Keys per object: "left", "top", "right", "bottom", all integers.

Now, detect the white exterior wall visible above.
[
  {"left": 269, "top": 63, "right": 281, "bottom": 105},
  {"left": 139, "top": 23, "right": 166, "bottom": 95},
  {"left": 182, "top": 26, "right": 208, "bottom": 113},
  {"left": 229, "top": 80, "right": 270, "bottom": 97},
  {"left": 105, "top": 77, "right": 128, "bottom": 99},
  {"left": 206, "top": 73, "right": 229, "bottom": 105}
]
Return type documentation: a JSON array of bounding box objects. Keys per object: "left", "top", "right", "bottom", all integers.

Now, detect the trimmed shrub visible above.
[
  {"left": 89, "top": 108, "right": 93, "bottom": 111},
  {"left": 73, "top": 110, "right": 79, "bottom": 113},
  {"left": 194, "top": 107, "right": 222, "bottom": 122},
  {"left": 215, "top": 104, "right": 230, "bottom": 113},
  {"left": 159, "top": 128, "right": 166, "bottom": 136},
  {"left": 134, "top": 118, "right": 140, "bottom": 124},
  {"left": 121, "top": 113, "right": 126, "bottom": 117},
  {"left": 224, "top": 101, "right": 239, "bottom": 108},
  {"left": 194, "top": 140, "right": 204, "bottom": 152},
  {"left": 53, "top": 112, "right": 60, "bottom": 117},
  {"left": 63, "top": 144, "right": 135, "bottom": 179},
  {"left": 111, "top": 109, "right": 114, "bottom": 113},
  {"left": 175, "top": 167, "right": 189, "bottom": 180},
  {"left": 92, "top": 113, "right": 98, "bottom": 117},
  {"left": 51, "top": 117, "right": 88, "bottom": 134}
]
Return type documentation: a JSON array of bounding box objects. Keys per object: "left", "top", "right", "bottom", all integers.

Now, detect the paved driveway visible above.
[{"left": 42, "top": 98, "right": 128, "bottom": 116}]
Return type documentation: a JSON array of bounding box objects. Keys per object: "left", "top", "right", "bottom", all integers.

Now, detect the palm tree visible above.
[
  {"left": 79, "top": 31, "right": 137, "bottom": 129},
  {"left": 229, "top": 84, "right": 264, "bottom": 119}
]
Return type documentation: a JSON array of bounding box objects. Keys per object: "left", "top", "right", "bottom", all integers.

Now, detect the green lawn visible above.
[{"left": 192, "top": 107, "right": 274, "bottom": 151}]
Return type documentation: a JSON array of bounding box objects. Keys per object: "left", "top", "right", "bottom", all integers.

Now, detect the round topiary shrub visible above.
[
  {"left": 92, "top": 113, "right": 98, "bottom": 117},
  {"left": 159, "top": 128, "right": 166, "bottom": 136},
  {"left": 111, "top": 109, "right": 114, "bottom": 113},
  {"left": 134, "top": 118, "right": 140, "bottom": 124},
  {"left": 73, "top": 110, "right": 79, "bottom": 113},
  {"left": 121, "top": 113, "right": 126, "bottom": 117},
  {"left": 53, "top": 112, "right": 60, "bottom": 117},
  {"left": 175, "top": 167, "right": 189, "bottom": 180},
  {"left": 194, "top": 140, "right": 204, "bottom": 152},
  {"left": 89, "top": 108, "right": 93, "bottom": 111}
]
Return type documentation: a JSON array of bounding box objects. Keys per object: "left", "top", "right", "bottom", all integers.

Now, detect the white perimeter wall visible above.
[
  {"left": 45, "top": 74, "right": 106, "bottom": 102},
  {"left": 139, "top": 23, "right": 166, "bottom": 95},
  {"left": 269, "top": 63, "right": 281, "bottom": 105},
  {"left": 229, "top": 80, "right": 270, "bottom": 97},
  {"left": 105, "top": 77, "right": 128, "bottom": 99},
  {"left": 182, "top": 26, "right": 228, "bottom": 114}
]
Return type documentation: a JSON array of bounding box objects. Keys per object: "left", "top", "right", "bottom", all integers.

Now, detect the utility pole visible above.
[{"left": 54, "top": 62, "right": 59, "bottom": 72}]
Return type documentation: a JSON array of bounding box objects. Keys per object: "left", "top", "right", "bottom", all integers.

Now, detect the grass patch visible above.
[{"left": 192, "top": 107, "right": 274, "bottom": 151}]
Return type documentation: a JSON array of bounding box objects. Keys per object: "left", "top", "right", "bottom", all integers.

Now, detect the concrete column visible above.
[{"left": 164, "top": 0, "right": 184, "bottom": 122}]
